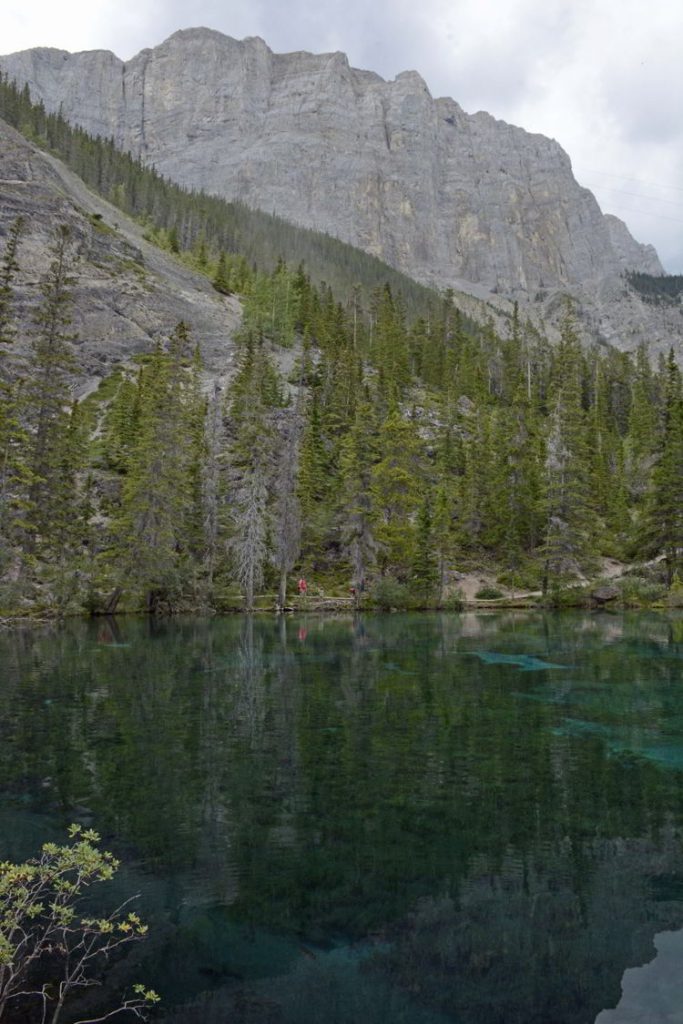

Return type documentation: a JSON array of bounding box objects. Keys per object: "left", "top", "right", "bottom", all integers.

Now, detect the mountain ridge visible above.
[{"left": 2, "top": 28, "right": 680, "bottom": 358}]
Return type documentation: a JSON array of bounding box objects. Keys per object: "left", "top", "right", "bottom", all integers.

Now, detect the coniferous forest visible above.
[{"left": 0, "top": 74, "right": 682, "bottom": 616}]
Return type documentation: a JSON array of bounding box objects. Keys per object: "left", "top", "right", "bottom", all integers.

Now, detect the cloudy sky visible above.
[{"left": 5, "top": 0, "right": 683, "bottom": 271}]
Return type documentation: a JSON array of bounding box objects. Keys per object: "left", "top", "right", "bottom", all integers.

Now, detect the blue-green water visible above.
[{"left": 1, "top": 611, "right": 683, "bottom": 1023}]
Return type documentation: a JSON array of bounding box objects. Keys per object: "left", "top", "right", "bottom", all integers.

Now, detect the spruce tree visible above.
[
  {"left": 541, "top": 310, "right": 595, "bottom": 592},
  {"left": 0, "top": 217, "right": 27, "bottom": 581},
  {"left": 337, "top": 398, "right": 378, "bottom": 601},
  {"left": 113, "top": 324, "right": 204, "bottom": 611},
  {"left": 370, "top": 404, "right": 422, "bottom": 579},
  {"left": 640, "top": 350, "right": 683, "bottom": 585},
  {"left": 213, "top": 252, "right": 231, "bottom": 295},
  {"left": 24, "top": 225, "right": 78, "bottom": 549},
  {"left": 227, "top": 337, "right": 280, "bottom": 609},
  {"left": 0, "top": 217, "right": 24, "bottom": 348},
  {"left": 272, "top": 384, "right": 303, "bottom": 611},
  {"left": 412, "top": 496, "right": 438, "bottom": 604}
]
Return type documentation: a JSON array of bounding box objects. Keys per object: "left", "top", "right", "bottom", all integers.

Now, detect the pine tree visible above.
[
  {"left": 213, "top": 251, "right": 231, "bottom": 295},
  {"left": 102, "top": 373, "right": 140, "bottom": 473},
  {"left": 541, "top": 310, "right": 595, "bottom": 592},
  {"left": 24, "top": 225, "right": 78, "bottom": 549},
  {"left": 625, "top": 343, "right": 659, "bottom": 504},
  {"left": 640, "top": 350, "right": 683, "bottom": 585},
  {"left": 113, "top": 324, "right": 204, "bottom": 611},
  {"left": 412, "top": 496, "right": 438, "bottom": 604},
  {"left": 0, "top": 218, "right": 28, "bottom": 581},
  {"left": 0, "top": 216, "right": 24, "bottom": 347},
  {"left": 297, "top": 393, "right": 330, "bottom": 567},
  {"left": 432, "top": 479, "right": 455, "bottom": 604},
  {"left": 370, "top": 404, "right": 422, "bottom": 579},
  {"left": 337, "top": 398, "right": 378, "bottom": 601},
  {"left": 272, "top": 386, "right": 303, "bottom": 611},
  {"left": 201, "top": 383, "right": 225, "bottom": 596},
  {"left": 227, "top": 337, "right": 280, "bottom": 610}
]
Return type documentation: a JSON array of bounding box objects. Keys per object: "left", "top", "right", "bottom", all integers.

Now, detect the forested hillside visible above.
[
  {"left": 1, "top": 211, "right": 682, "bottom": 615},
  {"left": 0, "top": 73, "right": 682, "bottom": 616}
]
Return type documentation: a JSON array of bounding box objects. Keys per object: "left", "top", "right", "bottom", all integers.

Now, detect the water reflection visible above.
[
  {"left": 596, "top": 927, "right": 683, "bottom": 1024},
  {"left": 0, "top": 611, "right": 682, "bottom": 1023}
]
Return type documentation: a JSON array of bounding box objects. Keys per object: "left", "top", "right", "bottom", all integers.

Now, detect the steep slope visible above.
[
  {"left": 0, "top": 116, "right": 240, "bottom": 385},
  {"left": 0, "top": 27, "right": 662, "bottom": 305}
]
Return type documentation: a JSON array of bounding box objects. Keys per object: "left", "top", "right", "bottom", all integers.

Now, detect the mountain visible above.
[
  {"left": 0, "top": 116, "right": 241, "bottom": 383},
  {"left": 2, "top": 28, "right": 679, "bottom": 358}
]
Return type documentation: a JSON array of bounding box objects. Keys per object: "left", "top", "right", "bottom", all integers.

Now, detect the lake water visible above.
[{"left": 1, "top": 611, "right": 683, "bottom": 1023}]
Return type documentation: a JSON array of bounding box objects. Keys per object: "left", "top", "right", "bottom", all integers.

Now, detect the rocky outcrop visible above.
[
  {"left": 2, "top": 28, "right": 679, "bottom": 357},
  {"left": 0, "top": 117, "right": 240, "bottom": 384}
]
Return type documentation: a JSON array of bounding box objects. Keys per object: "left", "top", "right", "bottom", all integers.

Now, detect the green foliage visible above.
[
  {"left": 541, "top": 309, "right": 596, "bottom": 591},
  {"left": 667, "top": 574, "right": 683, "bottom": 608},
  {"left": 371, "top": 406, "right": 422, "bottom": 579},
  {"left": 412, "top": 497, "right": 439, "bottom": 603},
  {"left": 474, "top": 585, "right": 504, "bottom": 600},
  {"left": 441, "top": 588, "right": 465, "bottom": 611},
  {"left": 625, "top": 271, "right": 683, "bottom": 305},
  {"left": 370, "top": 577, "right": 412, "bottom": 611},
  {"left": 616, "top": 576, "right": 666, "bottom": 608},
  {"left": 109, "top": 324, "right": 206, "bottom": 612},
  {"left": 639, "top": 351, "right": 683, "bottom": 585},
  {"left": 0, "top": 824, "right": 158, "bottom": 1022},
  {"left": 0, "top": 216, "right": 23, "bottom": 347}
]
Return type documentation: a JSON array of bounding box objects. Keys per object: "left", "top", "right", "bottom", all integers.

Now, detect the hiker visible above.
[{"left": 298, "top": 577, "right": 308, "bottom": 596}]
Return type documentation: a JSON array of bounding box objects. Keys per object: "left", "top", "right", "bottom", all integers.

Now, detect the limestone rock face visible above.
[
  {"left": 0, "top": 117, "right": 240, "bottom": 384},
  {"left": 2, "top": 28, "right": 676, "bottom": 355}
]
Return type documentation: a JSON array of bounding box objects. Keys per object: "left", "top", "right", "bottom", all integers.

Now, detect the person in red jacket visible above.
[{"left": 298, "top": 577, "right": 308, "bottom": 596}]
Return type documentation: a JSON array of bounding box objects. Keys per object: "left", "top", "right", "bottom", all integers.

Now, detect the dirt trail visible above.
[{"left": 455, "top": 557, "right": 629, "bottom": 605}]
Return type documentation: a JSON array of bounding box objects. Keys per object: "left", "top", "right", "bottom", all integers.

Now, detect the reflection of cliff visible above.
[
  {"left": 597, "top": 927, "right": 683, "bottom": 1023},
  {"left": 156, "top": 834, "right": 683, "bottom": 1024},
  {"left": 367, "top": 837, "right": 683, "bottom": 1024}
]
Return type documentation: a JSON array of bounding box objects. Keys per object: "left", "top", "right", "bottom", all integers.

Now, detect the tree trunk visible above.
[
  {"left": 102, "top": 586, "right": 122, "bottom": 616},
  {"left": 277, "top": 567, "right": 288, "bottom": 612}
]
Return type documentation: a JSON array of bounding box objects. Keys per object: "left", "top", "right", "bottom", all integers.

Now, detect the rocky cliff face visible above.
[
  {"left": 2, "top": 28, "right": 677, "bottom": 356},
  {"left": 0, "top": 117, "right": 240, "bottom": 386}
]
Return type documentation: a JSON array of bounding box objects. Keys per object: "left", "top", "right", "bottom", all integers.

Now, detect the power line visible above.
[
  {"left": 583, "top": 183, "right": 683, "bottom": 210},
  {"left": 598, "top": 203, "right": 683, "bottom": 227},
  {"left": 574, "top": 165, "right": 683, "bottom": 195}
]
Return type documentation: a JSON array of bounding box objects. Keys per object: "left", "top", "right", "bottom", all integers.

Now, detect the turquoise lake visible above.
[{"left": 1, "top": 611, "right": 683, "bottom": 1023}]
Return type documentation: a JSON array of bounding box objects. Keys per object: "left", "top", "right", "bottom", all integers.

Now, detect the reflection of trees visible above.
[
  {"left": 1, "top": 612, "right": 683, "bottom": 1022},
  {"left": 369, "top": 835, "right": 683, "bottom": 1024}
]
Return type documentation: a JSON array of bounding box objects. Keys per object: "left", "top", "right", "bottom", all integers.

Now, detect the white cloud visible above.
[{"left": 3, "top": 0, "right": 682, "bottom": 269}]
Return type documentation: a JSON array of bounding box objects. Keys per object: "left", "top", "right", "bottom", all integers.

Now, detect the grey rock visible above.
[
  {"left": 2, "top": 28, "right": 679, "bottom": 357},
  {"left": 591, "top": 586, "right": 620, "bottom": 604},
  {"left": 0, "top": 118, "right": 240, "bottom": 385}
]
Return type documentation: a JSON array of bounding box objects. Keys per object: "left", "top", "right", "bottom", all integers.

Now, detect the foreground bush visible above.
[{"left": 0, "top": 825, "right": 158, "bottom": 1023}]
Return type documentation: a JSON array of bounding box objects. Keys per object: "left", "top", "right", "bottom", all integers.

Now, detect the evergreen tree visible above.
[
  {"left": 541, "top": 311, "right": 595, "bottom": 592},
  {"left": 227, "top": 337, "right": 280, "bottom": 609},
  {"left": 337, "top": 398, "right": 378, "bottom": 601},
  {"left": 213, "top": 251, "right": 231, "bottom": 295},
  {"left": 0, "top": 216, "right": 23, "bottom": 347},
  {"left": 625, "top": 343, "right": 659, "bottom": 504},
  {"left": 640, "top": 350, "right": 683, "bottom": 584},
  {"left": 24, "top": 225, "right": 78, "bottom": 549},
  {"left": 113, "top": 324, "right": 204, "bottom": 611},
  {"left": 370, "top": 404, "right": 422, "bottom": 579},
  {"left": 272, "top": 387, "right": 303, "bottom": 611},
  {"left": 412, "top": 496, "right": 438, "bottom": 604},
  {"left": 0, "top": 218, "right": 28, "bottom": 582},
  {"left": 297, "top": 393, "right": 331, "bottom": 568}
]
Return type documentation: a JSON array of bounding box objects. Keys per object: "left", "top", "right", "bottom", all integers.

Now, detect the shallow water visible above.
[{"left": 1, "top": 611, "right": 683, "bottom": 1023}]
